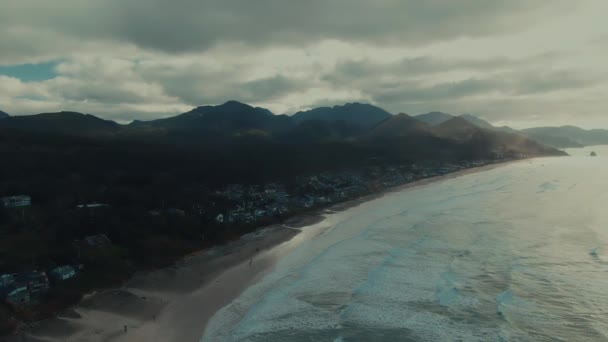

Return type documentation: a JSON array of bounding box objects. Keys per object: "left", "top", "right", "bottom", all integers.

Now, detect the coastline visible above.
[{"left": 11, "top": 160, "right": 520, "bottom": 342}]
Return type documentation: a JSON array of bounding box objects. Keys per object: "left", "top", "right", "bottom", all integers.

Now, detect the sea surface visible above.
[{"left": 203, "top": 147, "right": 608, "bottom": 342}]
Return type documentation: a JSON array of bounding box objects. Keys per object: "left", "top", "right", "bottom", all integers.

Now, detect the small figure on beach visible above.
[
  {"left": 124, "top": 325, "right": 128, "bottom": 333},
  {"left": 249, "top": 257, "right": 253, "bottom": 267}
]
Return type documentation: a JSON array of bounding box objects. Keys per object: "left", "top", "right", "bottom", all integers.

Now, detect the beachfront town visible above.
[
  {"left": 177, "top": 159, "right": 494, "bottom": 227},
  {"left": 0, "top": 157, "right": 509, "bottom": 326}
]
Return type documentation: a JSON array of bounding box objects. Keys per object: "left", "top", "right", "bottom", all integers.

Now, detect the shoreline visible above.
[{"left": 11, "top": 159, "right": 521, "bottom": 342}]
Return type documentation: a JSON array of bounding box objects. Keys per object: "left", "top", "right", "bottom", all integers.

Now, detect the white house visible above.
[{"left": 49, "top": 265, "right": 77, "bottom": 281}]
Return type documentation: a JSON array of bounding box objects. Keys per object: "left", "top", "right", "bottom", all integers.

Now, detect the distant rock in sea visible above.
[{"left": 591, "top": 151, "right": 597, "bottom": 157}]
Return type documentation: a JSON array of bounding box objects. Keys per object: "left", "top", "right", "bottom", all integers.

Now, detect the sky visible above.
[{"left": 1, "top": 0, "right": 608, "bottom": 128}]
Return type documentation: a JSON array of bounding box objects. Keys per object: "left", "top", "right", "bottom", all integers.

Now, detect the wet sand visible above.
[{"left": 12, "top": 161, "right": 517, "bottom": 342}]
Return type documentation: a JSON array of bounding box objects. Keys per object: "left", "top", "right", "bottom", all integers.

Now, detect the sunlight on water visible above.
[{"left": 203, "top": 146, "right": 608, "bottom": 342}]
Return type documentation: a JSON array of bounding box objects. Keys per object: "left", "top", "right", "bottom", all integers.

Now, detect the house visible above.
[
  {"left": 167, "top": 208, "right": 185, "bottom": 217},
  {"left": 1, "top": 195, "right": 31, "bottom": 208},
  {"left": 76, "top": 203, "right": 109, "bottom": 209},
  {"left": 84, "top": 234, "right": 112, "bottom": 247},
  {"left": 254, "top": 209, "right": 267, "bottom": 218},
  {"left": 148, "top": 210, "right": 162, "bottom": 216},
  {"left": 192, "top": 203, "right": 205, "bottom": 215},
  {"left": 1, "top": 284, "right": 30, "bottom": 305},
  {"left": 49, "top": 265, "right": 77, "bottom": 282},
  {"left": 21, "top": 271, "right": 50, "bottom": 297},
  {"left": 0, "top": 274, "right": 16, "bottom": 287},
  {"left": 0, "top": 271, "right": 49, "bottom": 305},
  {"left": 0, "top": 274, "right": 17, "bottom": 302}
]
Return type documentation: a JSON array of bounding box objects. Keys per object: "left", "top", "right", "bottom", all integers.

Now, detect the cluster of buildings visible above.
[
  {"left": 214, "top": 183, "right": 290, "bottom": 224},
  {"left": 209, "top": 160, "right": 495, "bottom": 225},
  {"left": 0, "top": 195, "right": 82, "bottom": 307},
  {"left": 148, "top": 208, "right": 186, "bottom": 217},
  {"left": 0, "top": 265, "right": 77, "bottom": 306},
  {"left": 0, "top": 161, "right": 496, "bottom": 230},
  {"left": 0, "top": 222, "right": 106, "bottom": 308},
  {"left": 0, "top": 195, "right": 31, "bottom": 209}
]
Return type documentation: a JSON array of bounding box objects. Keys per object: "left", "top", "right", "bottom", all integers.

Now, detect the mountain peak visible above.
[
  {"left": 133, "top": 101, "right": 287, "bottom": 135},
  {"left": 459, "top": 114, "right": 495, "bottom": 129},
  {"left": 221, "top": 100, "right": 253, "bottom": 109},
  {"left": 440, "top": 116, "right": 475, "bottom": 126},
  {"left": 185, "top": 101, "right": 275, "bottom": 117},
  {"left": 340, "top": 102, "right": 377, "bottom": 109},
  {"left": 434, "top": 116, "right": 482, "bottom": 140},
  {"left": 293, "top": 102, "right": 392, "bottom": 129},
  {"left": 0, "top": 110, "right": 9, "bottom": 118},
  {"left": 414, "top": 111, "right": 454, "bottom": 126},
  {"left": 369, "top": 112, "right": 430, "bottom": 138}
]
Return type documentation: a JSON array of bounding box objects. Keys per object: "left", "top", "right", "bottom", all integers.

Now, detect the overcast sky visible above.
[{"left": 1, "top": 0, "right": 608, "bottom": 128}]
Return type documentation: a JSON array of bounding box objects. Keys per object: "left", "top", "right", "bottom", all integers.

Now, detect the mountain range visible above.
[
  {"left": 413, "top": 111, "right": 604, "bottom": 148},
  {"left": 521, "top": 126, "right": 608, "bottom": 148},
  {"left": 0, "top": 101, "right": 584, "bottom": 156},
  {"left": 0, "top": 100, "right": 570, "bottom": 194},
  {"left": 130, "top": 100, "right": 292, "bottom": 134}
]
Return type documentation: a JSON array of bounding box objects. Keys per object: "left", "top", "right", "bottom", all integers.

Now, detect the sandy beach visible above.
[{"left": 10, "top": 161, "right": 516, "bottom": 342}]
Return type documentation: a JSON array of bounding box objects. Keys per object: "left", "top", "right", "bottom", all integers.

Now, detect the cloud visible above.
[
  {"left": 1, "top": 0, "right": 608, "bottom": 128},
  {"left": 324, "top": 53, "right": 565, "bottom": 85},
  {"left": 0, "top": 58, "right": 187, "bottom": 121},
  {"left": 134, "top": 60, "right": 312, "bottom": 106},
  {"left": 369, "top": 78, "right": 498, "bottom": 104},
  {"left": 0, "top": 0, "right": 572, "bottom": 59},
  {"left": 115, "top": 0, "right": 571, "bottom": 53},
  {"left": 319, "top": 52, "right": 607, "bottom": 115},
  {"left": 0, "top": 56, "right": 313, "bottom": 121},
  {"left": 376, "top": 69, "right": 603, "bottom": 102}
]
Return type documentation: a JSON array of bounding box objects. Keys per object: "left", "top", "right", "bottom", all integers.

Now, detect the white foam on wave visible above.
[{"left": 203, "top": 151, "right": 608, "bottom": 341}]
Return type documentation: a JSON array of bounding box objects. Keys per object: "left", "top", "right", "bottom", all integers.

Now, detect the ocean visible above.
[{"left": 203, "top": 146, "right": 608, "bottom": 341}]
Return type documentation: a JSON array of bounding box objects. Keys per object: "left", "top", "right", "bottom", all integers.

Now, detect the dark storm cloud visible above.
[
  {"left": 0, "top": 0, "right": 568, "bottom": 56},
  {"left": 115, "top": 0, "right": 556, "bottom": 52}
]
